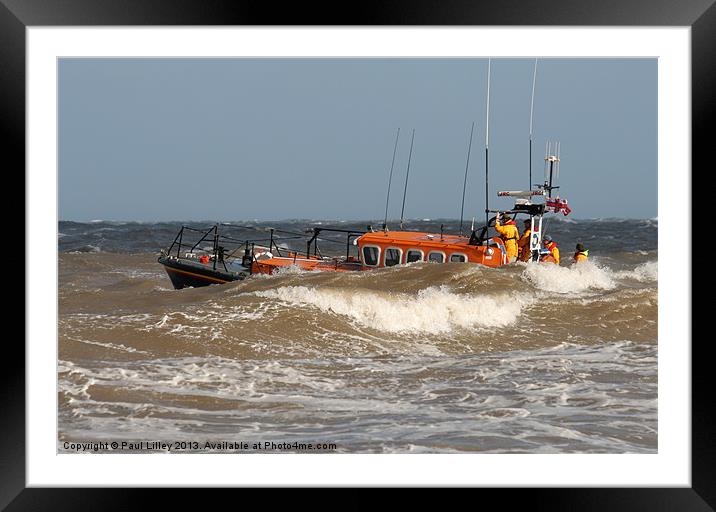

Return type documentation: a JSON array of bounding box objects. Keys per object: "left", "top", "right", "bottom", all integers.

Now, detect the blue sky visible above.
[{"left": 59, "top": 58, "right": 656, "bottom": 221}]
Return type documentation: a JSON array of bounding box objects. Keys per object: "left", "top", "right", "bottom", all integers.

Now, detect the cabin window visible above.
[
  {"left": 362, "top": 246, "right": 380, "bottom": 266},
  {"left": 450, "top": 253, "right": 467, "bottom": 263},
  {"left": 427, "top": 251, "right": 445, "bottom": 263},
  {"left": 406, "top": 249, "right": 423, "bottom": 263},
  {"left": 384, "top": 248, "right": 402, "bottom": 267}
]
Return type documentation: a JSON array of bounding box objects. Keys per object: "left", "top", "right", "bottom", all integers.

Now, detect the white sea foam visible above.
[
  {"left": 254, "top": 285, "right": 530, "bottom": 334},
  {"left": 521, "top": 261, "right": 616, "bottom": 294},
  {"left": 58, "top": 339, "right": 657, "bottom": 453},
  {"left": 76, "top": 339, "right": 150, "bottom": 355},
  {"left": 249, "top": 263, "right": 311, "bottom": 279},
  {"left": 614, "top": 261, "right": 658, "bottom": 282},
  {"left": 272, "top": 264, "right": 313, "bottom": 275},
  {"left": 69, "top": 244, "right": 101, "bottom": 253}
]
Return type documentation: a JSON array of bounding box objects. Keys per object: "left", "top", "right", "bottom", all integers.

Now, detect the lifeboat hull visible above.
[{"left": 158, "top": 255, "right": 249, "bottom": 289}]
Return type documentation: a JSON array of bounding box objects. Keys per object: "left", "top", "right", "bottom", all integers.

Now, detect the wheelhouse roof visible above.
[{"left": 358, "top": 230, "right": 479, "bottom": 251}]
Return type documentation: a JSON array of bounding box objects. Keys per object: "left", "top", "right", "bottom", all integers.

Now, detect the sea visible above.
[{"left": 58, "top": 217, "right": 657, "bottom": 454}]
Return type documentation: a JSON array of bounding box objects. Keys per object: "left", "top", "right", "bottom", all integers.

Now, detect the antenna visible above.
[
  {"left": 459, "top": 121, "right": 475, "bottom": 235},
  {"left": 556, "top": 141, "right": 561, "bottom": 181},
  {"left": 543, "top": 141, "right": 550, "bottom": 186},
  {"left": 382, "top": 128, "right": 401, "bottom": 231},
  {"left": 485, "top": 58, "right": 491, "bottom": 229},
  {"left": 529, "top": 59, "right": 538, "bottom": 190},
  {"left": 400, "top": 128, "right": 416, "bottom": 230},
  {"left": 543, "top": 140, "right": 560, "bottom": 198}
]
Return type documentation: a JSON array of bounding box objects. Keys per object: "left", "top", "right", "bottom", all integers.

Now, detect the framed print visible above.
[{"left": 5, "top": 0, "right": 710, "bottom": 506}]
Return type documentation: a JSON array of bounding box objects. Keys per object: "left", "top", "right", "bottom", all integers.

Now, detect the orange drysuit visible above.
[
  {"left": 573, "top": 250, "right": 588, "bottom": 263},
  {"left": 495, "top": 219, "right": 519, "bottom": 261},
  {"left": 543, "top": 241, "right": 560, "bottom": 264},
  {"left": 517, "top": 229, "right": 532, "bottom": 262}
]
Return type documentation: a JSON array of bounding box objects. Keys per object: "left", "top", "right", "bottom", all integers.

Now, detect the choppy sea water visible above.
[{"left": 58, "top": 218, "right": 657, "bottom": 453}]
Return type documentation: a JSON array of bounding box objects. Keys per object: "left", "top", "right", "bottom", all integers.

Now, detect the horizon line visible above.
[{"left": 58, "top": 216, "right": 658, "bottom": 223}]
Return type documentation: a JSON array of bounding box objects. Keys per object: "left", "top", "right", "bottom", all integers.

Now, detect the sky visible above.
[{"left": 58, "top": 58, "right": 657, "bottom": 221}]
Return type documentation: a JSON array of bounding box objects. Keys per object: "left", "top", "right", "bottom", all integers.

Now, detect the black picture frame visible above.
[{"left": 6, "top": 0, "right": 708, "bottom": 506}]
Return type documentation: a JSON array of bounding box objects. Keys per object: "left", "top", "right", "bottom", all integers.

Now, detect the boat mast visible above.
[
  {"left": 527, "top": 59, "right": 539, "bottom": 261},
  {"left": 400, "top": 128, "right": 415, "bottom": 230},
  {"left": 382, "top": 128, "right": 401, "bottom": 231},
  {"left": 459, "top": 121, "right": 475, "bottom": 235},
  {"left": 529, "top": 58, "right": 538, "bottom": 190},
  {"left": 485, "top": 58, "right": 491, "bottom": 229}
]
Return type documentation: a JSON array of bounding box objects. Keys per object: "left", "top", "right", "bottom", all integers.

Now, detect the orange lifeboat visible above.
[
  {"left": 249, "top": 231, "right": 508, "bottom": 275},
  {"left": 249, "top": 224, "right": 510, "bottom": 275}
]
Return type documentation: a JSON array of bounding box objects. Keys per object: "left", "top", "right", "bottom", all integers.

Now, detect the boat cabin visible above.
[{"left": 355, "top": 230, "right": 507, "bottom": 269}]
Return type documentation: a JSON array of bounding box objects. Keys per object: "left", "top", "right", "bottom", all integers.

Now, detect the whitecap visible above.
[
  {"left": 254, "top": 285, "right": 532, "bottom": 334},
  {"left": 521, "top": 261, "right": 616, "bottom": 294},
  {"left": 613, "top": 261, "right": 657, "bottom": 282}
]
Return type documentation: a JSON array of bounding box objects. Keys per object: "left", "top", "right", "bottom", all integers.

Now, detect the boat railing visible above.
[
  {"left": 302, "top": 227, "right": 366, "bottom": 261},
  {"left": 161, "top": 225, "right": 288, "bottom": 273},
  {"left": 162, "top": 225, "right": 240, "bottom": 273},
  {"left": 162, "top": 224, "right": 366, "bottom": 274}
]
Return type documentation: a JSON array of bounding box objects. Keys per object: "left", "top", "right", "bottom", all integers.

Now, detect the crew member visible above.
[
  {"left": 541, "top": 235, "right": 560, "bottom": 264},
  {"left": 573, "top": 243, "right": 589, "bottom": 263},
  {"left": 517, "top": 218, "right": 532, "bottom": 262},
  {"left": 495, "top": 213, "right": 520, "bottom": 263}
]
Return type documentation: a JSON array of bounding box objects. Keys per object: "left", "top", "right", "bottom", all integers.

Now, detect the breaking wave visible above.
[
  {"left": 254, "top": 285, "right": 530, "bottom": 334},
  {"left": 521, "top": 261, "right": 617, "bottom": 294},
  {"left": 614, "top": 261, "right": 658, "bottom": 282}
]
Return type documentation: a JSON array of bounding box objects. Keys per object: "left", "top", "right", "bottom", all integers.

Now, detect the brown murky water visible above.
[{"left": 58, "top": 219, "right": 657, "bottom": 453}]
